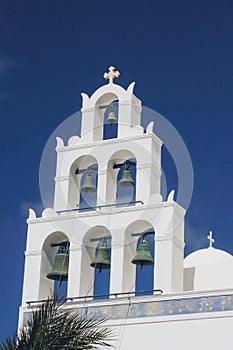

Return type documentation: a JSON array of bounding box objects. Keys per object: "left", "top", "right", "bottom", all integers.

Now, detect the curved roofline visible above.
[{"left": 184, "top": 247, "right": 233, "bottom": 267}]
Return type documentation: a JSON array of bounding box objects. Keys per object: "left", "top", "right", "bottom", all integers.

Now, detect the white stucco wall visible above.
[
  {"left": 19, "top": 289, "right": 233, "bottom": 349},
  {"left": 109, "top": 313, "right": 233, "bottom": 350}
]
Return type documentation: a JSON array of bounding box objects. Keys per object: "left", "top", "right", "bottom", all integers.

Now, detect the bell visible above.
[
  {"left": 81, "top": 171, "right": 96, "bottom": 193},
  {"left": 131, "top": 237, "right": 154, "bottom": 267},
  {"left": 46, "top": 245, "right": 69, "bottom": 282},
  {"left": 106, "top": 108, "right": 117, "bottom": 124},
  {"left": 118, "top": 163, "right": 135, "bottom": 187},
  {"left": 90, "top": 240, "right": 111, "bottom": 272}
]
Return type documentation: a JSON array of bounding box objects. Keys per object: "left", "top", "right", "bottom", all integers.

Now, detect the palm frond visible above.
[
  {"left": 1, "top": 298, "right": 112, "bottom": 350},
  {"left": 0, "top": 337, "right": 17, "bottom": 350}
]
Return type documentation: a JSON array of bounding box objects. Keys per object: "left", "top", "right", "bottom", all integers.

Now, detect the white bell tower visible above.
[
  {"left": 19, "top": 66, "right": 185, "bottom": 327},
  {"left": 18, "top": 67, "right": 233, "bottom": 350}
]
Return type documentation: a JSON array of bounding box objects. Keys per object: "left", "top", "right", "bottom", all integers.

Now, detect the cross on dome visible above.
[
  {"left": 103, "top": 66, "right": 120, "bottom": 84},
  {"left": 207, "top": 230, "right": 214, "bottom": 248}
]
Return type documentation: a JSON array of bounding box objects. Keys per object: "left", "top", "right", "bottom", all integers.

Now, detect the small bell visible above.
[
  {"left": 106, "top": 108, "right": 117, "bottom": 124},
  {"left": 81, "top": 171, "right": 96, "bottom": 193},
  {"left": 46, "top": 243, "right": 69, "bottom": 282},
  {"left": 131, "top": 237, "right": 154, "bottom": 268},
  {"left": 118, "top": 163, "right": 135, "bottom": 187},
  {"left": 90, "top": 240, "right": 111, "bottom": 272}
]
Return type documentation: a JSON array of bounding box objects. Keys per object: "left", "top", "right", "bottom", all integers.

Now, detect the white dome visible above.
[
  {"left": 184, "top": 247, "right": 233, "bottom": 292},
  {"left": 184, "top": 247, "right": 233, "bottom": 267}
]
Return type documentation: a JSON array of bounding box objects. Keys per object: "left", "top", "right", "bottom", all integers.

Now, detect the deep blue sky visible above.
[{"left": 0, "top": 0, "right": 232, "bottom": 341}]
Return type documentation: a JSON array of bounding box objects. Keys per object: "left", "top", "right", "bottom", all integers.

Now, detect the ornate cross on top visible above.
[
  {"left": 207, "top": 230, "right": 214, "bottom": 248},
  {"left": 103, "top": 66, "right": 120, "bottom": 84}
]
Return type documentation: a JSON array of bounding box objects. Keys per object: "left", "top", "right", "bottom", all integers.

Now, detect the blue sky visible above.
[{"left": 0, "top": 0, "right": 232, "bottom": 341}]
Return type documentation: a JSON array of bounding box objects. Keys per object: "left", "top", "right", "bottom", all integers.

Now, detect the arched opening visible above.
[
  {"left": 68, "top": 155, "right": 98, "bottom": 210},
  {"left": 95, "top": 92, "right": 118, "bottom": 141},
  {"left": 103, "top": 100, "right": 118, "bottom": 140},
  {"left": 116, "top": 158, "right": 136, "bottom": 204},
  {"left": 106, "top": 150, "right": 137, "bottom": 205},
  {"left": 82, "top": 227, "right": 111, "bottom": 299},
  {"left": 125, "top": 221, "right": 154, "bottom": 296},
  {"left": 134, "top": 230, "right": 154, "bottom": 296},
  {"left": 92, "top": 237, "right": 111, "bottom": 299},
  {"left": 79, "top": 164, "right": 98, "bottom": 210},
  {"left": 41, "top": 231, "right": 69, "bottom": 300}
]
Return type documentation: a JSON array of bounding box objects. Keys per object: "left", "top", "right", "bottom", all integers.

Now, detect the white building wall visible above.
[
  {"left": 184, "top": 263, "right": 233, "bottom": 291},
  {"left": 19, "top": 289, "right": 233, "bottom": 349},
  {"left": 109, "top": 313, "right": 233, "bottom": 350}
]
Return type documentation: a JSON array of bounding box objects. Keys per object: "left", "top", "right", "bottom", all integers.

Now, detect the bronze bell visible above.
[
  {"left": 106, "top": 108, "right": 117, "bottom": 124},
  {"left": 118, "top": 162, "right": 135, "bottom": 187},
  {"left": 131, "top": 237, "right": 154, "bottom": 268},
  {"left": 81, "top": 171, "right": 96, "bottom": 193},
  {"left": 46, "top": 243, "right": 69, "bottom": 282},
  {"left": 90, "top": 240, "right": 111, "bottom": 272}
]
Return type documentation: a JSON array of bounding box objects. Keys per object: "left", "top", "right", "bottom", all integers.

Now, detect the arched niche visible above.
[
  {"left": 124, "top": 220, "right": 154, "bottom": 295},
  {"left": 80, "top": 226, "right": 111, "bottom": 298},
  {"left": 106, "top": 150, "right": 137, "bottom": 205},
  {"left": 40, "top": 231, "right": 69, "bottom": 300},
  {"left": 68, "top": 155, "right": 98, "bottom": 210},
  {"left": 103, "top": 99, "right": 119, "bottom": 140},
  {"left": 94, "top": 93, "right": 118, "bottom": 141}
]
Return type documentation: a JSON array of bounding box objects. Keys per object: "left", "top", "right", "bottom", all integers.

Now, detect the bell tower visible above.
[{"left": 19, "top": 66, "right": 185, "bottom": 328}]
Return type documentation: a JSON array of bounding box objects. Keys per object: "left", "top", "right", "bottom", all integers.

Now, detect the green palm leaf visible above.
[{"left": 1, "top": 298, "right": 112, "bottom": 350}]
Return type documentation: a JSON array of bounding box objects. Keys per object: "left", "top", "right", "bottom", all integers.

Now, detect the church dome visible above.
[
  {"left": 184, "top": 247, "right": 233, "bottom": 267},
  {"left": 184, "top": 246, "right": 233, "bottom": 292}
]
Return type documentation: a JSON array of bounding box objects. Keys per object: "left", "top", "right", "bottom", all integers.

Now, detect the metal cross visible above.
[
  {"left": 103, "top": 66, "right": 120, "bottom": 84},
  {"left": 207, "top": 230, "right": 214, "bottom": 248}
]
